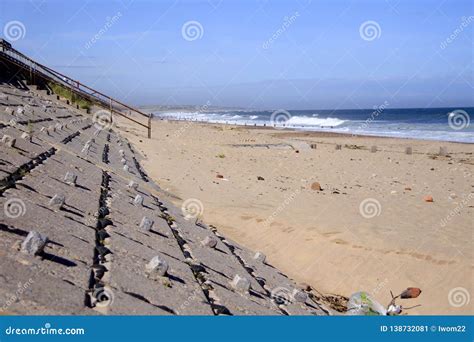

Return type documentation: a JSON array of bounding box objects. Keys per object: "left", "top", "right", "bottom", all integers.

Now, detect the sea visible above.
[{"left": 153, "top": 107, "right": 474, "bottom": 143}]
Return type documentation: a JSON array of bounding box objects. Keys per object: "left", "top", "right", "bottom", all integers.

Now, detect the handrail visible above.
[{"left": 0, "top": 40, "right": 152, "bottom": 138}]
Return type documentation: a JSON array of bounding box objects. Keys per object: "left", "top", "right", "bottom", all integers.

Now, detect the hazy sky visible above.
[{"left": 1, "top": 0, "right": 473, "bottom": 109}]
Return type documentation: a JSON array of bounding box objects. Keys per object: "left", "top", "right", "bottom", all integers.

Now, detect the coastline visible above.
[
  {"left": 152, "top": 117, "right": 474, "bottom": 144},
  {"left": 116, "top": 116, "right": 474, "bottom": 315}
]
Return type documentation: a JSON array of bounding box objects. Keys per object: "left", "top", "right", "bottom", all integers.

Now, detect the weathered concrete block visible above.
[
  {"left": 123, "top": 165, "right": 129, "bottom": 172},
  {"left": 21, "top": 231, "right": 48, "bottom": 256},
  {"left": 253, "top": 252, "right": 266, "bottom": 263},
  {"left": 64, "top": 172, "right": 77, "bottom": 186},
  {"left": 49, "top": 194, "right": 65, "bottom": 210},
  {"left": 119, "top": 149, "right": 125, "bottom": 157},
  {"left": 146, "top": 255, "right": 169, "bottom": 276},
  {"left": 1, "top": 135, "right": 16, "bottom": 147},
  {"left": 82, "top": 144, "right": 90, "bottom": 154},
  {"left": 127, "top": 180, "right": 138, "bottom": 190},
  {"left": 21, "top": 132, "right": 32, "bottom": 141},
  {"left": 405, "top": 146, "right": 412, "bottom": 155},
  {"left": 230, "top": 274, "right": 251, "bottom": 292},
  {"left": 292, "top": 289, "right": 308, "bottom": 303},
  {"left": 201, "top": 236, "right": 217, "bottom": 248},
  {"left": 133, "top": 194, "right": 144, "bottom": 206},
  {"left": 439, "top": 146, "right": 447, "bottom": 156},
  {"left": 139, "top": 216, "right": 154, "bottom": 231}
]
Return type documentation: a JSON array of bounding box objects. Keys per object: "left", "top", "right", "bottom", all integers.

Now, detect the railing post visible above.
[
  {"left": 148, "top": 113, "right": 152, "bottom": 139},
  {"left": 109, "top": 98, "right": 113, "bottom": 124}
]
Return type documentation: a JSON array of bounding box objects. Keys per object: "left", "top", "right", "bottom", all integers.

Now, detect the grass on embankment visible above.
[{"left": 48, "top": 82, "right": 92, "bottom": 110}]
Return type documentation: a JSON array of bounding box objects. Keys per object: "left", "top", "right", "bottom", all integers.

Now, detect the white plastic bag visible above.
[{"left": 346, "top": 291, "right": 387, "bottom": 315}]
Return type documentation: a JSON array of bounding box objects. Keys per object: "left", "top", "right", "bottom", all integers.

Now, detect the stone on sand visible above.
[
  {"left": 423, "top": 195, "right": 434, "bottom": 202},
  {"left": 439, "top": 146, "right": 447, "bottom": 156},
  {"left": 311, "top": 182, "right": 322, "bottom": 191}
]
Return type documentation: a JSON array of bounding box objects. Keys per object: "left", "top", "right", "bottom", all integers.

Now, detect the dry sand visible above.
[{"left": 116, "top": 117, "right": 473, "bottom": 315}]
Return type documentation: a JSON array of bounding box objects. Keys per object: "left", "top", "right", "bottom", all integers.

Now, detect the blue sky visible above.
[{"left": 1, "top": 0, "right": 473, "bottom": 109}]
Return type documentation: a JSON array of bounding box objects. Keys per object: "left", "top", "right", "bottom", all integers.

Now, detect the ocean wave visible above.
[{"left": 285, "top": 116, "right": 346, "bottom": 127}]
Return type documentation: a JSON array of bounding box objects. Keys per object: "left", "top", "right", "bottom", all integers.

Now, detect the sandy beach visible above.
[{"left": 116, "top": 117, "right": 473, "bottom": 315}]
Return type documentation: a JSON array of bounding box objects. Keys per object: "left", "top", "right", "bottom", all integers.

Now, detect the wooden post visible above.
[
  {"left": 109, "top": 98, "right": 113, "bottom": 124},
  {"left": 148, "top": 113, "right": 152, "bottom": 139}
]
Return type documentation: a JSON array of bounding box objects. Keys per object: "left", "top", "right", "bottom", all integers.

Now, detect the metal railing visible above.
[{"left": 0, "top": 40, "right": 152, "bottom": 138}]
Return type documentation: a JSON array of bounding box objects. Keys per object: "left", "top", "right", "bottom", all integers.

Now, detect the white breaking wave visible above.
[
  {"left": 285, "top": 116, "right": 346, "bottom": 127},
  {"left": 154, "top": 111, "right": 473, "bottom": 143}
]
